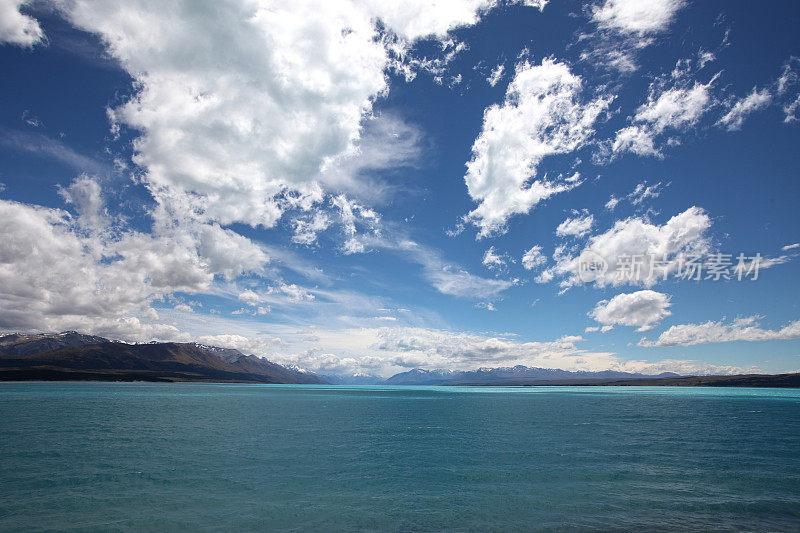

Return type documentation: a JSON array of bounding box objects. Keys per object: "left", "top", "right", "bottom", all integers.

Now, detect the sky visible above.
[{"left": 1, "top": 0, "right": 800, "bottom": 378}]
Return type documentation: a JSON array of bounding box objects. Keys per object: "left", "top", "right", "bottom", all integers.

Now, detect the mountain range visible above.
[
  {"left": 2, "top": 332, "right": 799, "bottom": 387},
  {"left": 384, "top": 366, "right": 683, "bottom": 385},
  {"left": 384, "top": 366, "right": 800, "bottom": 387},
  {"left": 0, "top": 332, "right": 324, "bottom": 384}
]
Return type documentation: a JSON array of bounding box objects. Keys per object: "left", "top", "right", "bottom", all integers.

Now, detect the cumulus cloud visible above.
[
  {"left": 522, "top": 245, "right": 546, "bottom": 270},
  {"left": 0, "top": 0, "right": 44, "bottom": 47},
  {"left": 325, "top": 325, "right": 743, "bottom": 375},
  {"left": 612, "top": 65, "right": 718, "bottom": 157},
  {"left": 271, "top": 283, "right": 315, "bottom": 303},
  {"left": 640, "top": 316, "right": 800, "bottom": 347},
  {"left": 482, "top": 246, "right": 511, "bottom": 271},
  {"left": 717, "top": 88, "right": 772, "bottom": 131},
  {"left": 195, "top": 333, "right": 285, "bottom": 355},
  {"left": 486, "top": 63, "right": 505, "bottom": 86},
  {"left": 590, "top": 290, "right": 671, "bottom": 331},
  {"left": 463, "top": 58, "right": 611, "bottom": 237},
  {"left": 591, "top": 0, "right": 685, "bottom": 35},
  {"left": 0, "top": 194, "right": 269, "bottom": 340},
  {"left": 56, "top": 0, "right": 516, "bottom": 232},
  {"left": 582, "top": 0, "right": 685, "bottom": 72},
  {"left": 372, "top": 327, "right": 586, "bottom": 368},
  {"left": 57, "top": 175, "right": 109, "bottom": 229},
  {"left": 540, "top": 206, "right": 712, "bottom": 288},
  {"left": 556, "top": 212, "right": 594, "bottom": 237},
  {"left": 288, "top": 186, "right": 386, "bottom": 250},
  {"left": 291, "top": 212, "right": 331, "bottom": 246}
]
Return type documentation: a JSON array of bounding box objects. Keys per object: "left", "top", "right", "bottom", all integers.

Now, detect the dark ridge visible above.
[
  {"left": 384, "top": 366, "right": 800, "bottom": 388},
  {"left": 0, "top": 334, "right": 326, "bottom": 384},
  {"left": 0, "top": 331, "right": 111, "bottom": 357}
]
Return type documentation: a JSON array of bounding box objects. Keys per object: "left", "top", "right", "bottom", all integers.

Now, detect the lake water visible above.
[{"left": 1, "top": 383, "right": 799, "bottom": 531}]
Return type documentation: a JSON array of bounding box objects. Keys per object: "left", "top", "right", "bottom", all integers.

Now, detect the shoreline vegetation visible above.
[{"left": 2, "top": 332, "right": 799, "bottom": 388}]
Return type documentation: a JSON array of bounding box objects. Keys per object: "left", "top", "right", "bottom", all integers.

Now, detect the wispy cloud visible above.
[{"left": 0, "top": 128, "right": 109, "bottom": 175}]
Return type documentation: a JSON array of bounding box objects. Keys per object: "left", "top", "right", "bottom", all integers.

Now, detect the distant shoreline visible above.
[
  {"left": 1, "top": 371, "right": 799, "bottom": 388},
  {"left": 3, "top": 333, "right": 799, "bottom": 388}
]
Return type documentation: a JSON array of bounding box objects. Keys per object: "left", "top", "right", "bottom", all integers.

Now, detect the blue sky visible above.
[{"left": 1, "top": 0, "right": 800, "bottom": 377}]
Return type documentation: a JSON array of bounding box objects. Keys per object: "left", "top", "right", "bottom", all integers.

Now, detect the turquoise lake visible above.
[{"left": 1, "top": 383, "right": 799, "bottom": 531}]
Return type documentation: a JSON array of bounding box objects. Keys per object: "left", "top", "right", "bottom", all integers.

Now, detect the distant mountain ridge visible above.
[
  {"left": 2, "top": 332, "right": 798, "bottom": 387},
  {"left": 384, "top": 365, "right": 683, "bottom": 385},
  {"left": 0, "top": 331, "right": 112, "bottom": 357},
  {"left": 382, "top": 365, "right": 800, "bottom": 388},
  {"left": 0, "top": 332, "right": 326, "bottom": 384},
  {"left": 320, "top": 372, "right": 384, "bottom": 385}
]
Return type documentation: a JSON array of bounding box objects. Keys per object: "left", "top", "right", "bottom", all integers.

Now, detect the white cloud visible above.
[
  {"left": 784, "top": 94, "right": 800, "bottom": 123},
  {"left": 583, "top": 0, "right": 685, "bottom": 73},
  {"left": 238, "top": 290, "right": 262, "bottom": 307},
  {"left": 591, "top": 0, "right": 685, "bottom": 36},
  {"left": 291, "top": 212, "right": 331, "bottom": 246},
  {"left": 57, "top": 0, "right": 511, "bottom": 231},
  {"left": 397, "top": 240, "right": 515, "bottom": 300},
  {"left": 522, "top": 245, "right": 546, "bottom": 270},
  {"left": 331, "top": 194, "right": 381, "bottom": 255},
  {"left": 486, "top": 63, "right": 504, "bottom": 86},
  {"left": 0, "top": 200, "right": 145, "bottom": 329},
  {"left": 640, "top": 316, "right": 800, "bottom": 347},
  {"left": 627, "top": 180, "right": 664, "bottom": 205},
  {"left": 540, "top": 206, "right": 712, "bottom": 288},
  {"left": 482, "top": 246, "right": 510, "bottom": 271},
  {"left": 612, "top": 68, "right": 718, "bottom": 157},
  {"left": 425, "top": 264, "right": 513, "bottom": 300},
  {"left": 344, "top": 325, "right": 743, "bottom": 375},
  {"left": 57, "top": 175, "right": 109, "bottom": 229},
  {"left": 21, "top": 110, "right": 42, "bottom": 128},
  {"left": 0, "top": 195, "right": 269, "bottom": 340},
  {"left": 463, "top": 58, "right": 611, "bottom": 237},
  {"left": 194, "top": 333, "right": 285, "bottom": 356},
  {"left": 585, "top": 325, "right": 614, "bottom": 334},
  {"left": 318, "top": 114, "right": 424, "bottom": 203},
  {"left": 717, "top": 88, "right": 772, "bottom": 131},
  {"left": 521, "top": 0, "right": 548, "bottom": 10},
  {"left": 769, "top": 57, "right": 800, "bottom": 123},
  {"left": 0, "top": 0, "right": 43, "bottom": 47},
  {"left": 782, "top": 243, "right": 800, "bottom": 251},
  {"left": 372, "top": 327, "right": 586, "bottom": 368},
  {"left": 606, "top": 180, "right": 665, "bottom": 211},
  {"left": 697, "top": 50, "right": 715, "bottom": 70},
  {"left": 271, "top": 283, "right": 315, "bottom": 303},
  {"left": 590, "top": 290, "right": 671, "bottom": 331},
  {"left": 0, "top": 129, "right": 108, "bottom": 175},
  {"left": 556, "top": 212, "right": 594, "bottom": 237},
  {"left": 777, "top": 58, "right": 799, "bottom": 95}
]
